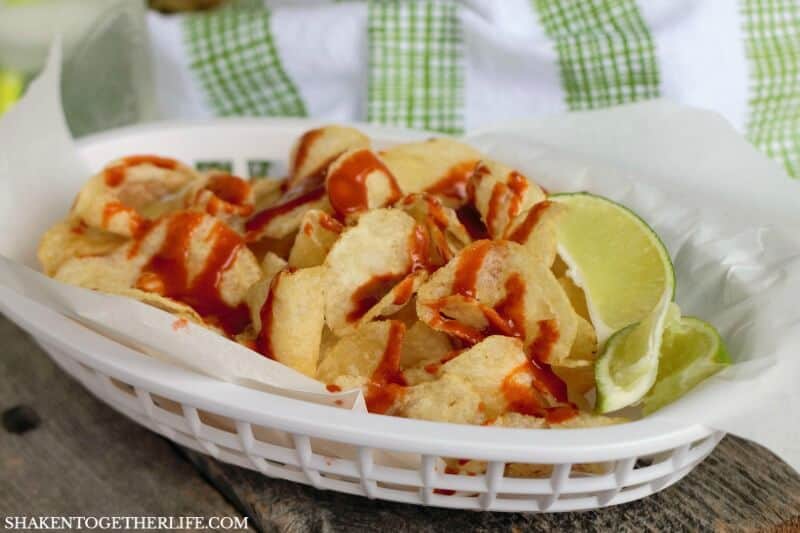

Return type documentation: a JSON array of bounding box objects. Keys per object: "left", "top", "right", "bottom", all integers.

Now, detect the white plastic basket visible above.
[{"left": 5, "top": 119, "right": 723, "bottom": 513}]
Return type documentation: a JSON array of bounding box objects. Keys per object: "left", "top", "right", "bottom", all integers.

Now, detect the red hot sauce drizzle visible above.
[
  {"left": 244, "top": 182, "right": 326, "bottom": 240},
  {"left": 291, "top": 129, "right": 323, "bottom": 177},
  {"left": 506, "top": 172, "right": 529, "bottom": 219},
  {"left": 392, "top": 275, "right": 417, "bottom": 306},
  {"left": 451, "top": 240, "right": 492, "bottom": 298},
  {"left": 423, "top": 160, "right": 479, "bottom": 203},
  {"left": 488, "top": 273, "right": 527, "bottom": 338},
  {"left": 104, "top": 155, "right": 179, "bottom": 188},
  {"left": 504, "top": 317, "right": 575, "bottom": 423},
  {"left": 485, "top": 183, "right": 506, "bottom": 237},
  {"left": 202, "top": 174, "right": 254, "bottom": 217},
  {"left": 485, "top": 172, "right": 529, "bottom": 237},
  {"left": 327, "top": 149, "right": 402, "bottom": 218},
  {"left": 426, "top": 240, "right": 493, "bottom": 344},
  {"left": 133, "top": 212, "right": 250, "bottom": 337},
  {"left": 347, "top": 224, "right": 430, "bottom": 322},
  {"left": 364, "top": 321, "right": 407, "bottom": 414},
  {"left": 507, "top": 200, "right": 552, "bottom": 243},
  {"left": 501, "top": 363, "right": 548, "bottom": 417},
  {"left": 102, "top": 201, "right": 146, "bottom": 237},
  {"left": 317, "top": 212, "right": 344, "bottom": 233},
  {"left": 207, "top": 174, "right": 251, "bottom": 203},
  {"left": 424, "top": 239, "right": 574, "bottom": 420},
  {"left": 347, "top": 274, "right": 406, "bottom": 322},
  {"left": 527, "top": 319, "right": 569, "bottom": 404}
]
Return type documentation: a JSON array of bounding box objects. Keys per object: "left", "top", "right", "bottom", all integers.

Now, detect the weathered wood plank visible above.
[
  {"left": 181, "top": 438, "right": 800, "bottom": 533},
  {"left": 0, "top": 316, "right": 254, "bottom": 532}
]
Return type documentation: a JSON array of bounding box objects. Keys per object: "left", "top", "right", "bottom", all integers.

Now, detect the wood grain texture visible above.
[
  {"left": 1, "top": 313, "right": 798, "bottom": 532},
  {"left": 0, "top": 316, "right": 253, "bottom": 532}
]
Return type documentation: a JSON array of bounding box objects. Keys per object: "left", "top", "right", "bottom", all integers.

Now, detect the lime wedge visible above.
[
  {"left": 550, "top": 193, "right": 675, "bottom": 343},
  {"left": 642, "top": 317, "right": 730, "bottom": 414},
  {"left": 0, "top": 68, "right": 24, "bottom": 116},
  {"left": 595, "top": 295, "right": 678, "bottom": 413}
]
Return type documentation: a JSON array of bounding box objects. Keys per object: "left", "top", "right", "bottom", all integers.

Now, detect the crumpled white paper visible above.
[{"left": 1, "top": 44, "right": 798, "bottom": 472}]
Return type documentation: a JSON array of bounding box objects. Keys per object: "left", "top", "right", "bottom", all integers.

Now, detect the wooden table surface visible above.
[{"left": 2, "top": 314, "right": 799, "bottom": 532}]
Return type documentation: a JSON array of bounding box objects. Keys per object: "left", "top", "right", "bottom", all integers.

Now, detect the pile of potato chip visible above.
[{"left": 39, "top": 126, "right": 626, "bottom": 475}]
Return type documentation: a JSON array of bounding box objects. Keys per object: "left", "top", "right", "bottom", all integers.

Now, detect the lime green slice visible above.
[
  {"left": 595, "top": 296, "right": 678, "bottom": 413},
  {"left": 0, "top": 68, "right": 24, "bottom": 116},
  {"left": 550, "top": 193, "right": 675, "bottom": 343},
  {"left": 642, "top": 317, "right": 730, "bottom": 415}
]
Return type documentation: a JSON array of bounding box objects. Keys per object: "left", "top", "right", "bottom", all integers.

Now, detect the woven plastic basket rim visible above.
[{"left": 57, "top": 118, "right": 715, "bottom": 461}]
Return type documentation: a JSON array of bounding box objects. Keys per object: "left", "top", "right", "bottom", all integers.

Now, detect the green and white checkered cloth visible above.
[
  {"left": 367, "top": 0, "right": 463, "bottom": 134},
  {"left": 145, "top": 0, "right": 800, "bottom": 178}
]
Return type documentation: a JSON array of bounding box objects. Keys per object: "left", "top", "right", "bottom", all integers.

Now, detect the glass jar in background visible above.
[{"left": 0, "top": 0, "right": 156, "bottom": 136}]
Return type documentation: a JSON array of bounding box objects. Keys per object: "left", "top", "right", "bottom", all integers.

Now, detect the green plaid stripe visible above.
[
  {"left": 532, "top": 0, "right": 660, "bottom": 110},
  {"left": 184, "top": 4, "right": 307, "bottom": 117},
  {"left": 367, "top": 0, "right": 464, "bottom": 134},
  {"left": 742, "top": 0, "right": 800, "bottom": 178}
]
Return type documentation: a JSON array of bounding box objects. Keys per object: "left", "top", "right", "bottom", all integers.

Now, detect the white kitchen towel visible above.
[{"left": 146, "top": 0, "right": 799, "bottom": 179}]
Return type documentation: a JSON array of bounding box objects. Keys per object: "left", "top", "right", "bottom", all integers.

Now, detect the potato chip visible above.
[
  {"left": 558, "top": 274, "right": 590, "bottom": 321},
  {"left": 439, "top": 335, "right": 551, "bottom": 419},
  {"left": 323, "top": 208, "right": 426, "bottom": 336},
  {"left": 288, "top": 209, "right": 344, "bottom": 268},
  {"left": 316, "top": 320, "right": 407, "bottom": 413},
  {"left": 416, "top": 240, "right": 578, "bottom": 366},
  {"left": 399, "top": 321, "right": 455, "bottom": 385},
  {"left": 384, "top": 294, "right": 421, "bottom": 326},
  {"left": 400, "top": 320, "right": 453, "bottom": 369},
  {"left": 325, "top": 148, "right": 403, "bottom": 220},
  {"left": 53, "top": 252, "right": 143, "bottom": 292},
  {"left": 439, "top": 402, "right": 620, "bottom": 478},
  {"left": 398, "top": 193, "right": 471, "bottom": 267},
  {"left": 549, "top": 412, "right": 627, "bottom": 429},
  {"left": 248, "top": 232, "right": 298, "bottom": 262},
  {"left": 244, "top": 183, "right": 331, "bottom": 242},
  {"left": 57, "top": 211, "right": 260, "bottom": 336},
  {"left": 392, "top": 374, "right": 483, "bottom": 424},
  {"left": 250, "top": 265, "right": 326, "bottom": 377},
  {"left": 184, "top": 172, "right": 255, "bottom": 229},
  {"left": 470, "top": 160, "right": 545, "bottom": 239},
  {"left": 252, "top": 178, "right": 286, "bottom": 212},
  {"left": 552, "top": 366, "right": 594, "bottom": 409},
  {"left": 245, "top": 127, "right": 369, "bottom": 241},
  {"left": 37, "top": 219, "right": 127, "bottom": 276},
  {"left": 245, "top": 128, "right": 368, "bottom": 242},
  {"left": 40, "top": 131, "right": 649, "bottom": 439},
  {"left": 380, "top": 138, "right": 480, "bottom": 207},
  {"left": 245, "top": 252, "right": 287, "bottom": 329},
  {"left": 490, "top": 412, "right": 548, "bottom": 429},
  {"left": 286, "top": 125, "right": 370, "bottom": 189},
  {"left": 318, "top": 326, "right": 339, "bottom": 361},
  {"left": 568, "top": 315, "right": 598, "bottom": 365},
  {"left": 505, "top": 200, "right": 565, "bottom": 266},
  {"left": 72, "top": 155, "right": 200, "bottom": 238},
  {"left": 552, "top": 316, "right": 598, "bottom": 407}
]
